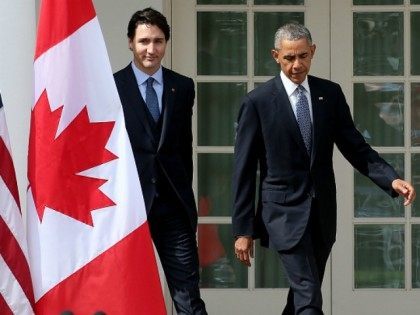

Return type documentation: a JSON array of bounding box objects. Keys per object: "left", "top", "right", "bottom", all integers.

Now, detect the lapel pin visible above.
[
  {"left": 171, "top": 88, "right": 175, "bottom": 92},
  {"left": 319, "top": 96, "right": 324, "bottom": 100}
]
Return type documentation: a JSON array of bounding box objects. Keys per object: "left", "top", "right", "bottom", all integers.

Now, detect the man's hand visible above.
[
  {"left": 234, "top": 236, "right": 253, "bottom": 267},
  {"left": 392, "top": 179, "right": 416, "bottom": 206}
]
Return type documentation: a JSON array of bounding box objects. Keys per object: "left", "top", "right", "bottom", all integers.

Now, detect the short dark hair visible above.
[{"left": 127, "top": 7, "right": 170, "bottom": 41}]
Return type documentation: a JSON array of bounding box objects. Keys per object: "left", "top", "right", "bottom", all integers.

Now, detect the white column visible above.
[{"left": 0, "top": 1, "right": 36, "bottom": 215}]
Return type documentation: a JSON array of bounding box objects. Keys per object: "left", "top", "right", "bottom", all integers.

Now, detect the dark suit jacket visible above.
[
  {"left": 114, "top": 64, "right": 197, "bottom": 231},
  {"left": 232, "top": 75, "right": 399, "bottom": 251}
]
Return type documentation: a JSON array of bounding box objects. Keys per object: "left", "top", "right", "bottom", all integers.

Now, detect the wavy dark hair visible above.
[{"left": 127, "top": 7, "right": 170, "bottom": 41}]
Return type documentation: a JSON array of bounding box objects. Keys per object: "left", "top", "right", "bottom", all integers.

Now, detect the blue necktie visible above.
[
  {"left": 145, "top": 77, "right": 160, "bottom": 122},
  {"left": 296, "top": 85, "right": 312, "bottom": 155}
]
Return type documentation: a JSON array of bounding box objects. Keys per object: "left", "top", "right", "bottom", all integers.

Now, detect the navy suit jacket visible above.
[
  {"left": 114, "top": 64, "right": 197, "bottom": 231},
  {"left": 232, "top": 75, "right": 399, "bottom": 251}
]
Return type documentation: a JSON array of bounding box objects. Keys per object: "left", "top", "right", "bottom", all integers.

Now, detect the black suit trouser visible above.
[
  {"left": 278, "top": 199, "right": 332, "bottom": 315},
  {"left": 148, "top": 194, "right": 207, "bottom": 315}
]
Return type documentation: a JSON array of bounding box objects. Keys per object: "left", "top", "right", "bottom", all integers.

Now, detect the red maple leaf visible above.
[{"left": 28, "top": 90, "right": 118, "bottom": 226}]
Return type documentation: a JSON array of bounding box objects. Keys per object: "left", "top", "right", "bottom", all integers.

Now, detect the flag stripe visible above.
[
  {"left": 0, "top": 256, "right": 33, "bottom": 315},
  {"left": 0, "top": 293, "right": 13, "bottom": 315},
  {"left": 35, "top": 223, "right": 166, "bottom": 314},
  {"left": 0, "top": 138, "right": 20, "bottom": 209},
  {"left": 34, "top": 0, "right": 95, "bottom": 59},
  {"left": 0, "top": 217, "right": 35, "bottom": 309}
]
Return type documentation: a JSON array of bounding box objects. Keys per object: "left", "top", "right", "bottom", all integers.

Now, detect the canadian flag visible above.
[{"left": 27, "top": 1, "right": 166, "bottom": 314}]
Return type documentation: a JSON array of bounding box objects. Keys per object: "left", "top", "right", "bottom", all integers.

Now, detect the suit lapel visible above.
[
  {"left": 121, "top": 65, "right": 156, "bottom": 143},
  {"left": 308, "top": 76, "right": 325, "bottom": 167},
  {"left": 158, "top": 68, "right": 175, "bottom": 150},
  {"left": 273, "top": 76, "right": 310, "bottom": 159}
]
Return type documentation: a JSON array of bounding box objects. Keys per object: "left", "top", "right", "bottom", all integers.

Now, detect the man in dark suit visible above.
[
  {"left": 232, "top": 23, "right": 415, "bottom": 315},
  {"left": 114, "top": 8, "right": 207, "bottom": 315}
]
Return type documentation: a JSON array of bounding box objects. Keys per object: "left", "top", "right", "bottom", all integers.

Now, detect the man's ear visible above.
[
  {"left": 271, "top": 49, "right": 279, "bottom": 63},
  {"left": 310, "top": 44, "right": 316, "bottom": 58},
  {"left": 128, "top": 39, "right": 133, "bottom": 51}
]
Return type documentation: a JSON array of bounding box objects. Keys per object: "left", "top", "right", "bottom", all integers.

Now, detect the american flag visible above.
[{"left": 0, "top": 93, "right": 34, "bottom": 314}]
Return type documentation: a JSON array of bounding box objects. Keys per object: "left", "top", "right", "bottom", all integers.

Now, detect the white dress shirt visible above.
[
  {"left": 280, "top": 71, "right": 313, "bottom": 122},
  {"left": 131, "top": 62, "right": 164, "bottom": 113}
]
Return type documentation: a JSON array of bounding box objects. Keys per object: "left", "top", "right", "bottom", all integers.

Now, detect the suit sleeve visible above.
[
  {"left": 180, "top": 78, "right": 195, "bottom": 184},
  {"left": 333, "top": 84, "right": 400, "bottom": 197},
  {"left": 232, "top": 96, "right": 261, "bottom": 237}
]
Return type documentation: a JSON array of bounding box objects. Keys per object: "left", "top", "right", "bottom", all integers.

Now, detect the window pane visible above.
[
  {"left": 412, "top": 0, "right": 420, "bottom": 4},
  {"left": 198, "top": 82, "right": 246, "bottom": 146},
  {"left": 255, "top": 244, "right": 289, "bottom": 288},
  {"left": 411, "top": 13, "right": 420, "bottom": 75},
  {"left": 254, "top": 0, "right": 304, "bottom": 4},
  {"left": 412, "top": 154, "right": 420, "bottom": 217},
  {"left": 254, "top": 12, "right": 304, "bottom": 76},
  {"left": 354, "top": 83, "right": 404, "bottom": 147},
  {"left": 412, "top": 83, "right": 420, "bottom": 146},
  {"left": 198, "top": 12, "right": 247, "bottom": 75},
  {"left": 354, "top": 0, "right": 403, "bottom": 4},
  {"left": 354, "top": 154, "right": 404, "bottom": 218},
  {"left": 198, "top": 154, "right": 233, "bottom": 217},
  {"left": 355, "top": 224, "right": 404, "bottom": 288},
  {"left": 198, "top": 224, "right": 247, "bottom": 288},
  {"left": 354, "top": 12, "right": 403, "bottom": 76},
  {"left": 198, "top": 0, "right": 246, "bottom": 3},
  {"left": 412, "top": 225, "right": 420, "bottom": 288}
]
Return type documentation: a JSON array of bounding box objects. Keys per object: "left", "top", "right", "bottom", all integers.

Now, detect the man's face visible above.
[
  {"left": 271, "top": 38, "right": 316, "bottom": 84},
  {"left": 129, "top": 23, "right": 167, "bottom": 75}
]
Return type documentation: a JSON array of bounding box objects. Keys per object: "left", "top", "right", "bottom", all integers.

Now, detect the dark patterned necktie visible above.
[
  {"left": 296, "top": 85, "right": 312, "bottom": 155},
  {"left": 145, "top": 77, "right": 160, "bottom": 122}
]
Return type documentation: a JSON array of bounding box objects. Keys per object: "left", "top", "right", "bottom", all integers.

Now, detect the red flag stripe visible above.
[
  {"left": 0, "top": 293, "right": 13, "bottom": 315},
  {"left": 34, "top": 0, "right": 95, "bottom": 59},
  {"left": 0, "top": 217, "right": 35, "bottom": 309},
  {"left": 0, "top": 138, "right": 20, "bottom": 209},
  {"left": 35, "top": 223, "right": 166, "bottom": 314}
]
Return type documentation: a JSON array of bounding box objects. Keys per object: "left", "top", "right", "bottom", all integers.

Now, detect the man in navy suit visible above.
[
  {"left": 232, "top": 23, "right": 415, "bottom": 315},
  {"left": 114, "top": 8, "right": 206, "bottom": 314}
]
